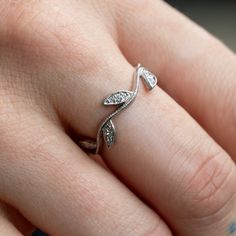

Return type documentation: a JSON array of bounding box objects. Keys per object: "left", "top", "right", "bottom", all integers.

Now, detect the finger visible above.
[
  {"left": 0, "top": 202, "right": 34, "bottom": 236},
  {"left": 102, "top": 76, "right": 236, "bottom": 236},
  {"left": 114, "top": 0, "right": 236, "bottom": 157},
  {"left": 0, "top": 108, "right": 171, "bottom": 236},
  {"left": 105, "top": 86, "right": 236, "bottom": 236},
  {"left": 65, "top": 55, "right": 236, "bottom": 235},
  {"left": 0, "top": 218, "right": 23, "bottom": 236}
]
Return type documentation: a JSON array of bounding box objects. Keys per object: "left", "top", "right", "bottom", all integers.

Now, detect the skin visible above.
[{"left": 0, "top": 0, "right": 236, "bottom": 235}]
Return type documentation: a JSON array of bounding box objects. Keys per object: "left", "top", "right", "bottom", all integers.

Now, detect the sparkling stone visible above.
[
  {"left": 104, "top": 90, "right": 134, "bottom": 105},
  {"left": 102, "top": 119, "right": 116, "bottom": 148},
  {"left": 141, "top": 68, "right": 158, "bottom": 90}
]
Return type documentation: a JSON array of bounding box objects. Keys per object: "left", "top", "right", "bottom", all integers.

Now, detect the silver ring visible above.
[{"left": 79, "top": 64, "right": 158, "bottom": 154}]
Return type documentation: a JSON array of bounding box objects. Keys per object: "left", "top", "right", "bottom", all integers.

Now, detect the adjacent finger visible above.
[
  {"left": 0, "top": 218, "right": 23, "bottom": 236},
  {"left": 0, "top": 202, "right": 34, "bottom": 236},
  {"left": 113, "top": 74, "right": 236, "bottom": 236},
  {"left": 0, "top": 204, "right": 34, "bottom": 236},
  {"left": 104, "top": 75, "right": 236, "bottom": 236},
  {"left": 114, "top": 0, "right": 236, "bottom": 157},
  {"left": 0, "top": 107, "right": 171, "bottom": 236},
  {"left": 65, "top": 55, "right": 236, "bottom": 235}
]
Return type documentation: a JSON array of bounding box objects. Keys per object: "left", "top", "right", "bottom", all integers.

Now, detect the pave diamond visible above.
[
  {"left": 102, "top": 119, "right": 116, "bottom": 148},
  {"left": 141, "top": 68, "right": 158, "bottom": 90},
  {"left": 104, "top": 90, "right": 133, "bottom": 105}
]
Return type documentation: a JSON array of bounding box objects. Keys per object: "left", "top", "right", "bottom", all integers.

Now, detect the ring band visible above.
[{"left": 79, "top": 64, "right": 158, "bottom": 154}]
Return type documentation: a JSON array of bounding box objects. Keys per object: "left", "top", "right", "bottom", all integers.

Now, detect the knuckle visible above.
[{"left": 181, "top": 149, "right": 236, "bottom": 219}]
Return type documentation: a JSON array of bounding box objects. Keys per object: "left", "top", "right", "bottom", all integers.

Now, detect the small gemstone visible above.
[
  {"left": 103, "top": 90, "right": 133, "bottom": 105},
  {"left": 102, "top": 119, "right": 116, "bottom": 148},
  {"left": 141, "top": 68, "right": 157, "bottom": 90}
]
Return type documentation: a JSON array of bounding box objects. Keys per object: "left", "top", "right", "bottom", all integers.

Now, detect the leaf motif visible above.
[
  {"left": 102, "top": 119, "right": 116, "bottom": 148},
  {"left": 103, "top": 90, "right": 134, "bottom": 106},
  {"left": 141, "top": 68, "right": 158, "bottom": 90}
]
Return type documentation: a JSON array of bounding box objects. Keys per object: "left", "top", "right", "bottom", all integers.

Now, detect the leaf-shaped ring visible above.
[{"left": 78, "top": 64, "right": 158, "bottom": 154}]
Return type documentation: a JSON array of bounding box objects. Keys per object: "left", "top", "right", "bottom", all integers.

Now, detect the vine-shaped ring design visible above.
[{"left": 79, "top": 64, "right": 158, "bottom": 154}]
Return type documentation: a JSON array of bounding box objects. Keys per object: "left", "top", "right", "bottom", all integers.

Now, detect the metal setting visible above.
[{"left": 78, "top": 64, "right": 158, "bottom": 154}]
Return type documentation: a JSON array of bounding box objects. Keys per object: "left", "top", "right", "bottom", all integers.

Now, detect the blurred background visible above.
[
  {"left": 32, "top": 1, "right": 236, "bottom": 235},
  {"left": 165, "top": 0, "right": 236, "bottom": 51}
]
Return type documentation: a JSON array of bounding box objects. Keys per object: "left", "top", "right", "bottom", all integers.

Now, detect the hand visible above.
[{"left": 0, "top": 1, "right": 236, "bottom": 235}]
